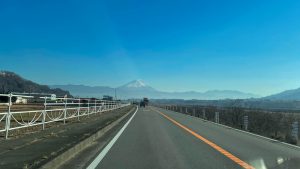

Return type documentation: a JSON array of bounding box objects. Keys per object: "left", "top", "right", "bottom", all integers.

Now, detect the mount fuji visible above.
[{"left": 121, "top": 80, "right": 148, "bottom": 88}]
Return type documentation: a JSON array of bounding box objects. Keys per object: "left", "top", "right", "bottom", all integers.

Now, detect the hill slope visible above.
[
  {"left": 264, "top": 88, "right": 300, "bottom": 101},
  {"left": 0, "top": 71, "right": 71, "bottom": 96}
]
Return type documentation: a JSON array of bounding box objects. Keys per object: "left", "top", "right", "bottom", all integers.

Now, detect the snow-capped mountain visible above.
[
  {"left": 118, "top": 80, "right": 156, "bottom": 92},
  {"left": 121, "top": 80, "right": 147, "bottom": 88}
]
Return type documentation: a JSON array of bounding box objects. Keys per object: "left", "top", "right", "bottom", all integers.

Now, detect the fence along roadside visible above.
[
  {"left": 162, "top": 104, "right": 299, "bottom": 146},
  {"left": 0, "top": 93, "right": 130, "bottom": 139}
]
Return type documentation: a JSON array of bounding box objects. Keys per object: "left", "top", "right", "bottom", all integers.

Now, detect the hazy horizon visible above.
[{"left": 50, "top": 79, "right": 260, "bottom": 95}]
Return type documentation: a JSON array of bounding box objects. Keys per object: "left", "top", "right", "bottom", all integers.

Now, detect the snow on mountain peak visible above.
[{"left": 125, "top": 80, "right": 147, "bottom": 88}]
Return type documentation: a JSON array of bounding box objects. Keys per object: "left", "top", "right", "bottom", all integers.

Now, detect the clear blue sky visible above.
[{"left": 1, "top": 0, "right": 300, "bottom": 96}]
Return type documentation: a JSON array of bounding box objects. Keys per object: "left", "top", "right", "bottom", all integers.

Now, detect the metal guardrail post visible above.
[
  {"left": 5, "top": 93, "right": 12, "bottom": 139},
  {"left": 102, "top": 101, "right": 104, "bottom": 111},
  {"left": 99, "top": 101, "right": 101, "bottom": 112},
  {"left": 42, "top": 97, "right": 47, "bottom": 130},
  {"left": 77, "top": 98, "right": 80, "bottom": 121},
  {"left": 215, "top": 112, "right": 219, "bottom": 123},
  {"left": 94, "top": 99, "right": 97, "bottom": 113},
  {"left": 244, "top": 115, "right": 249, "bottom": 131},
  {"left": 63, "top": 98, "right": 67, "bottom": 124},
  {"left": 87, "top": 99, "right": 90, "bottom": 116},
  {"left": 99, "top": 101, "right": 102, "bottom": 112}
]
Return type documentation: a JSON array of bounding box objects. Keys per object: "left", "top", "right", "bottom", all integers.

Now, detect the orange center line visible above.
[{"left": 151, "top": 108, "right": 255, "bottom": 169}]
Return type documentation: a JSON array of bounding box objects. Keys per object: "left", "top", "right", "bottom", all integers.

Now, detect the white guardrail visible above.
[{"left": 0, "top": 93, "right": 130, "bottom": 139}]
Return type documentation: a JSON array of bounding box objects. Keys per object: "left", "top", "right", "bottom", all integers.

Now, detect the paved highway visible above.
[{"left": 88, "top": 106, "right": 300, "bottom": 169}]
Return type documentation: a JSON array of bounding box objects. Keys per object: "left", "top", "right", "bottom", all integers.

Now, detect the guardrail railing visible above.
[
  {"left": 159, "top": 104, "right": 300, "bottom": 145},
  {"left": 0, "top": 93, "right": 130, "bottom": 139}
]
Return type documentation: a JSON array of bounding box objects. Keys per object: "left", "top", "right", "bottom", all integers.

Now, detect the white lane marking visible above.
[{"left": 87, "top": 106, "right": 139, "bottom": 169}]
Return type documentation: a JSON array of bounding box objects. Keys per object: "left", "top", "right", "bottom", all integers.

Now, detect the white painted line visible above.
[{"left": 86, "top": 106, "right": 139, "bottom": 169}]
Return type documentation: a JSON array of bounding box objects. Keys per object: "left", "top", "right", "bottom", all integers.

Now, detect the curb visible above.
[{"left": 40, "top": 106, "right": 136, "bottom": 169}]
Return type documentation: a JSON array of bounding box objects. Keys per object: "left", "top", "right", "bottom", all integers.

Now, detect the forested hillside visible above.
[{"left": 0, "top": 71, "right": 71, "bottom": 96}]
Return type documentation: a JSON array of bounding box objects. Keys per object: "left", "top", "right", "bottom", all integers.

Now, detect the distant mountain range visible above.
[
  {"left": 263, "top": 88, "right": 300, "bottom": 101},
  {"left": 0, "top": 71, "right": 71, "bottom": 97},
  {"left": 51, "top": 80, "right": 260, "bottom": 100},
  {"left": 2, "top": 71, "right": 300, "bottom": 101}
]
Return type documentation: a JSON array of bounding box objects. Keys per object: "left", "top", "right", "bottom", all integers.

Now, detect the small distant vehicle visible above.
[
  {"left": 143, "top": 98, "right": 149, "bottom": 106},
  {"left": 140, "top": 98, "right": 149, "bottom": 107},
  {"left": 140, "top": 101, "right": 146, "bottom": 107}
]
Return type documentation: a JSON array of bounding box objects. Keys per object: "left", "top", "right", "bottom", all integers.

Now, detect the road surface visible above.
[{"left": 88, "top": 106, "right": 300, "bottom": 169}]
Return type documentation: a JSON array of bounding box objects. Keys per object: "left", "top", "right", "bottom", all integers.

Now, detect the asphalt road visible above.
[{"left": 89, "top": 106, "right": 300, "bottom": 169}]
